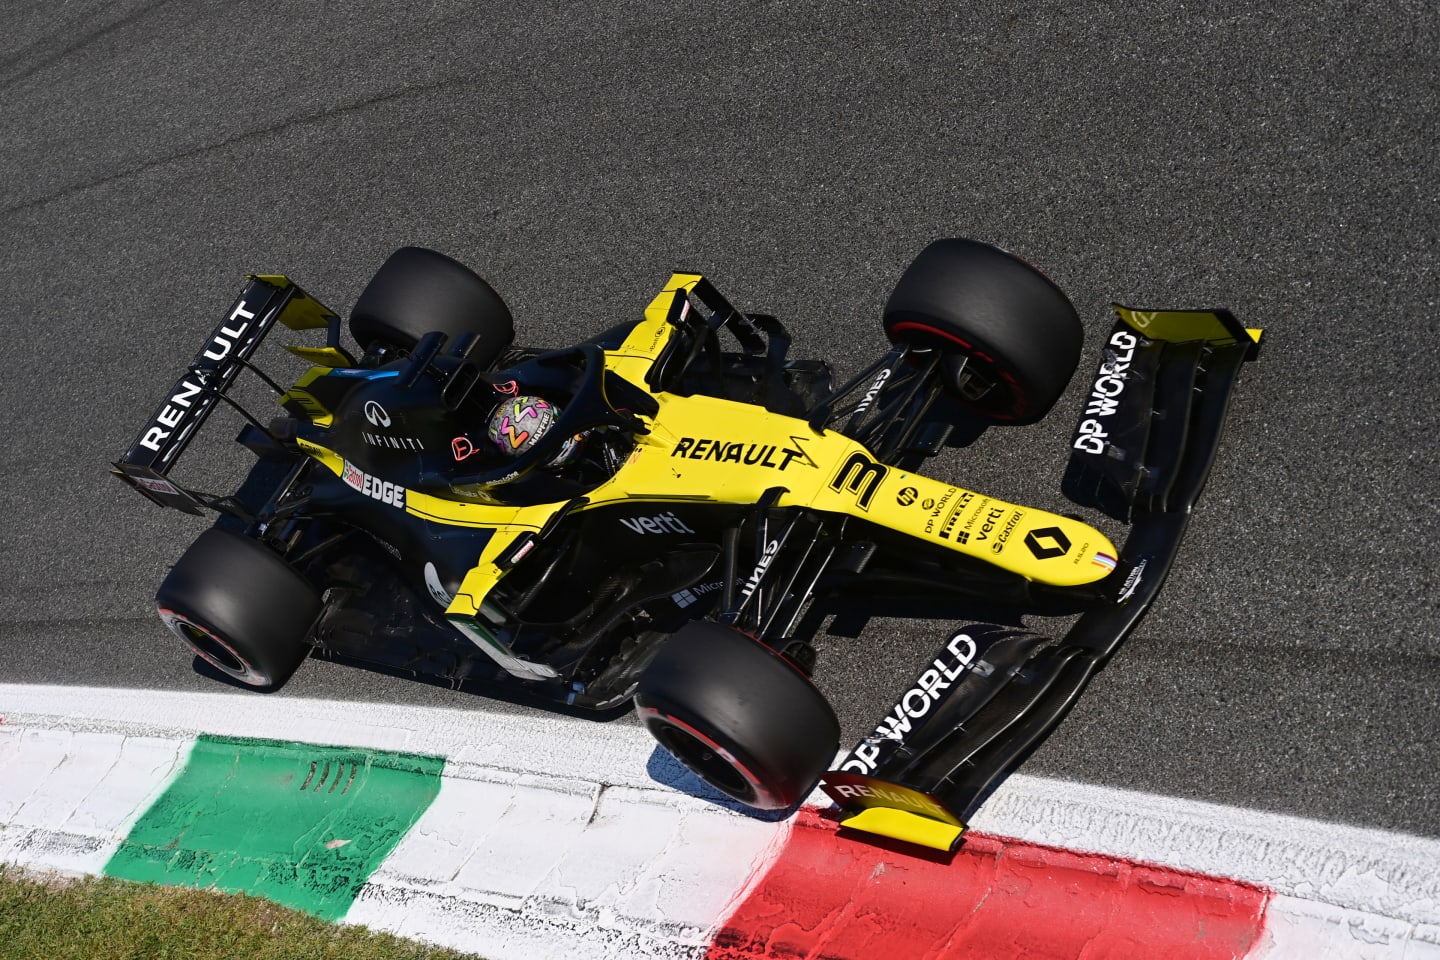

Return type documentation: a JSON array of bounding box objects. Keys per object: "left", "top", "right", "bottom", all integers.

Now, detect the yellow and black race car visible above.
[{"left": 115, "top": 241, "right": 1261, "bottom": 852}]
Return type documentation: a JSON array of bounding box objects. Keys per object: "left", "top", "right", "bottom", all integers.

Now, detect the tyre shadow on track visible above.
[{"left": 643, "top": 746, "right": 797, "bottom": 822}]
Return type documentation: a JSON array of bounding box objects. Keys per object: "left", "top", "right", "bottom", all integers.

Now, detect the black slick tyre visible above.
[
  {"left": 155, "top": 527, "right": 320, "bottom": 689},
  {"left": 350, "top": 246, "right": 515, "bottom": 367},
  {"left": 635, "top": 622, "right": 840, "bottom": 811},
  {"left": 883, "top": 238, "right": 1083, "bottom": 423}
]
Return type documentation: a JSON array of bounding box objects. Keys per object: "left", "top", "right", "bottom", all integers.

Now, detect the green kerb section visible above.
[{"left": 104, "top": 734, "right": 445, "bottom": 921}]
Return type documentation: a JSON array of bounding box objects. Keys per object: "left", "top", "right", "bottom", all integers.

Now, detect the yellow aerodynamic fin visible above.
[
  {"left": 822, "top": 772, "right": 968, "bottom": 852},
  {"left": 250, "top": 274, "right": 338, "bottom": 331},
  {"left": 838, "top": 807, "right": 966, "bottom": 853},
  {"left": 279, "top": 365, "right": 336, "bottom": 427},
  {"left": 285, "top": 344, "right": 353, "bottom": 367},
  {"left": 604, "top": 272, "right": 705, "bottom": 383},
  {"left": 1113, "top": 304, "right": 1263, "bottom": 348}
]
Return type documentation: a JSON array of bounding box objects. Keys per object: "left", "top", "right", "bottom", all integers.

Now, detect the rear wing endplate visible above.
[{"left": 112, "top": 275, "right": 339, "bottom": 513}]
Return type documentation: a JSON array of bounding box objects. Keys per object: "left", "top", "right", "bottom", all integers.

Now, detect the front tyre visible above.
[
  {"left": 883, "top": 238, "right": 1083, "bottom": 423},
  {"left": 635, "top": 622, "right": 840, "bottom": 811},
  {"left": 155, "top": 528, "right": 320, "bottom": 689}
]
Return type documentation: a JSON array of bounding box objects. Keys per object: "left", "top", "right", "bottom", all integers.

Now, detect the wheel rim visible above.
[
  {"left": 893, "top": 324, "right": 1026, "bottom": 418},
  {"left": 158, "top": 608, "right": 269, "bottom": 686},
  {"left": 646, "top": 711, "right": 760, "bottom": 805}
]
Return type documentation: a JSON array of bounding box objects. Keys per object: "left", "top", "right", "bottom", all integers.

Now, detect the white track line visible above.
[{"left": 4, "top": 682, "right": 1439, "bottom": 940}]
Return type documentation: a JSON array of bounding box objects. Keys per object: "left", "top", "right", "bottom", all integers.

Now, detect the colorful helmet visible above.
[{"left": 487, "top": 396, "right": 558, "bottom": 456}]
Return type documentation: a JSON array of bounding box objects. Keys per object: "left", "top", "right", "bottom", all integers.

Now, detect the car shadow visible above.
[{"left": 643, "top": 746, "right": 798, "bottom": 822}]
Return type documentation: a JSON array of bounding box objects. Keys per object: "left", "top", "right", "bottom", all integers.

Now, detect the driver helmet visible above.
[{"left": 486, "top": 395, "right": 582, "bottom": 466}]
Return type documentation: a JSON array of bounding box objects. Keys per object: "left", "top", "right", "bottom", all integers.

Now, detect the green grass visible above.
[{"left": 0, "top": 867, "right": 483, "bottom": 960}]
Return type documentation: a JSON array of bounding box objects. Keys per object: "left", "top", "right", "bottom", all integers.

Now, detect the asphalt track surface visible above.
[{"left": 1, "top": 1, "right": 1436, "bottom": 837}]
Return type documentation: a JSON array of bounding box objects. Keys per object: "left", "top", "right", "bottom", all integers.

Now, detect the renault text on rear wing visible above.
[{"left": 113, "top": 276, "right": 337, "bottom": 512}]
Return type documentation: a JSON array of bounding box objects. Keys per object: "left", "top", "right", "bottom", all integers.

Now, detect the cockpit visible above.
[{"left": 321, "top": 338, "right": 656, "bottom": 507}]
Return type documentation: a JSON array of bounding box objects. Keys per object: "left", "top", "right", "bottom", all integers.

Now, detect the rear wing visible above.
[
  {"left": 112, "top": 275, "right": 342, "bottom": 513},
  {"left": 820, "top": 305, "right": 1264, "bottom": 852}
]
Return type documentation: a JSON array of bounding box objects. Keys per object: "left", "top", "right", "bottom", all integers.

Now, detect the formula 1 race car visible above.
[{"left": 115, "top": 240, "right": 1261, "bottom": 852}]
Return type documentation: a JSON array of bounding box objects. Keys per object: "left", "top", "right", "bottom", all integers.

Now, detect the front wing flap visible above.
[
  {"left": 1064, "top": 304, "right": 1264, "bottom": 520},
  {"left": 821, "top": 306, "right": 1263, "bottom": 852}
]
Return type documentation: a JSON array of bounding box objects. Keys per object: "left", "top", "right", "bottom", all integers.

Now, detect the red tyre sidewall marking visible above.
[
  {"left": 886, "top": 320, "right": 1026, "bottom": 418},
  {"left": 636, "top": 705, "right": 784, "bottom": 808},
  {"left": 157, "top": 606, "right": 269, "bottom": 686}
]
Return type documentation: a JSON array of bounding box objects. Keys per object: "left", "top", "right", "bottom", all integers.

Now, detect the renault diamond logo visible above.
[{"left": 1025, "top": 527, "right": 1071, "bottom": 560}]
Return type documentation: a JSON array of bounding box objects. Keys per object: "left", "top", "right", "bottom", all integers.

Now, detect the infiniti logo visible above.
[{"left": 363, "top": 400, "right": 391, "bottom": 428}]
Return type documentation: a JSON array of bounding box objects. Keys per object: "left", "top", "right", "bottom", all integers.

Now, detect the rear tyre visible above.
[
  {"left": 155, "top": 528, "right": 320, "bottom": 689},
  {"left": 883, "top": 238, "right": 1083, "bottom": 423},
  {"left": 350, "top": 246, "right": 515, "bottom": 367},
  {"left": 635, "top": 622, "right": 840, "bottom": 810}
]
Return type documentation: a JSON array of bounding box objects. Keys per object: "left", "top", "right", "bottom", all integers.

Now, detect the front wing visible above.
[{"left": 819, "top": 305, "right": 1264, "bottom": 852}]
